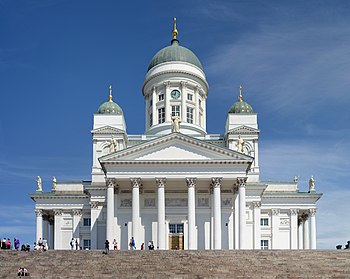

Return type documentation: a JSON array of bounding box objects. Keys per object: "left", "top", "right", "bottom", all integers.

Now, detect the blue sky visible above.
[{"left": 0, "top": 0, "right": 349, "bottom": 249}]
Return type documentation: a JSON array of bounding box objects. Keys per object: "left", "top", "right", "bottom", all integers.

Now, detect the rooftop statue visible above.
[
  {"left": 36, "top": 176, "right": 42, "bottom": 192},
  {"left": 109, "top": 136, "right": 118, "bottom": 153},
  {"left": 309, "top": 175, "right": 315, "bottom": 192},
  {"left": 52, "top": 176, "right": 57, "bottom": 192}
]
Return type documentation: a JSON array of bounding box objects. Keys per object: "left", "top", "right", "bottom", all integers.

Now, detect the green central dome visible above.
[{"left": 147, "top": 39, "right": 203, "bottom": 72}]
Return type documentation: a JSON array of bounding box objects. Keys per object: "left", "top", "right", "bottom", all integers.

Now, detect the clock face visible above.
[{"left": 171, "top": 89, "right": 181, "bottom": 99}]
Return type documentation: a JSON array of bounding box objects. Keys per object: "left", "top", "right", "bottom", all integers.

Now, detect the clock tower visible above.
[{"left": 142, "top": 18, "right": 209, "bottom": 136}]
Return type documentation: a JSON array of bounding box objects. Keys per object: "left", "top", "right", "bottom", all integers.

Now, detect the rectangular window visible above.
[
  {"left": 261, "top": 240, "right": 269, "bottom": 250},
  {"left": 172, "top": 105, "right": 180, "bottom": 117},
  {"left": 186, "top": 107, "right": 194, "bottom": 124},
  {"left": 149, "top": 98, "right": 153, "bottom": 107},
  {"left": 158, "top": 107, "right": 165, "bottom": 124},
  {"left": 169, "top": 223, "right": 184, "bottom": 234},
  {"left": 83, "top": 218, "right": 91, "bottom": 227},
  {"left": 149, "top": 113, "right": 153, "bottom": 127},
  {"left": 187, "top": 94, "right": 193, "bottom": 101},
  {"left": 83, "top": 239, "right": 91, "bottom": 250},
  {"left": 260, "top": 218, "right": 269, "bottom": 226},
  {"left": 158, "top": 94, "right": 164, "bottom": 101},
  {"left": 199, "top": 99, "right": 202, "bottom": 108}
]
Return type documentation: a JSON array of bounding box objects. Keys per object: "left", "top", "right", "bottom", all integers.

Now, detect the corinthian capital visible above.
[
  {"left": 53, "top": 209, "right": 63, "bottom": 216},
  {"left": 211, "top": 177, "right": 222, "bottom": 188},
  {"left": 89, "top": 201, "right": 99, "bottom": 209},
  {"left": 163, "top": 81, "right": 171, "bottom": 89},
  {"left": 73, "top": 209, "right": 82, "bottom": 216},
  {"left": 309, "top": 208, "right": 317, "bottom": 216},
  {"left": 130, "top": 178, "right": 141, "bottom": 188},
  {"left": 186, "top": 177, "right": 197, "bottom": 188},
  {"left": 236, "top": 177, "right": 247, "bottom": 188},
  {"left": 290, "top": 209, "right": 299, "bottom": 216},
  {"left": 35, "top": 209, "right": 43, "bottom": 217},
  {"left": 271, "top": 209, "right": 280, "bottom": 216},
  {"left": 106, "top": 177, "right": 117, "bottom": 188},
  {"left": 155, "top": 177, "right": 166, "bottom": 188}
]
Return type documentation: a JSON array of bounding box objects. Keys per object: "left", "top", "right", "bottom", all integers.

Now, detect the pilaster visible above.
[
  {"left": 271, "top": 208, "right": 280, "bottom": 249},
  {"left": 53, "top": 209, "right": 63, "bottom": 249},
  {"left": 253, "top": 201, "right": 261, "bottom": 249},
  {"left": 290, "top": 209, "right": 299, "bottom": 249},
  {"left": 90, "top": 201, "right": 99, "bottom": 250}
]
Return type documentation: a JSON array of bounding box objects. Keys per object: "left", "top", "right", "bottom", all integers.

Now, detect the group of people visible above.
[
  {"left": 1, "top": 237, "right": 32, "bottom": 252},
  {"left": 70, "top": 238, "right": 80, "bottom": 250},
  {"left": 17, "top": 267, "right": 29, "bottom": 277},
  {"left": 103, "top": 237, "right": 155, "bottom": 254},
  {"left": 1, "top": 238, "right": 12, "bottom": 249},
  {"left": 34, "top": 238, "right": 48, "bottom": 251}
]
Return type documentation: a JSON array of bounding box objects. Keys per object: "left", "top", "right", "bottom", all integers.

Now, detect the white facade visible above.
[{"left": 31, "top": 24, "right": 322, "bottom": 251}]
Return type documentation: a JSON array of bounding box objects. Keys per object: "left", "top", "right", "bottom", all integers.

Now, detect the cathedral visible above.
[{"left": 30, "top": 19, "right": 322, "bottom": 251}]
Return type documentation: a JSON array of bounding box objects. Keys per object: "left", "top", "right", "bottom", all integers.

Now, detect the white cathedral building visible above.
[{"left": 31, "top": 20, "right": 322, "bottom": 251}]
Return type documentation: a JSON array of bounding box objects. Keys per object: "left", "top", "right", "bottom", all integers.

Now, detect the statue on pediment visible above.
[
  {"left": 171, "top": 115, "right": 181, "bottom": 133},
  {"left": 36, "top": 176, "right": 42, "bottom": 192}
]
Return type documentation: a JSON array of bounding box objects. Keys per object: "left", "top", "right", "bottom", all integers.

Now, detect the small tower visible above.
[
  {"left": 91, "top": 85, "right": 127, "bottom": 184},
  {"left": 225, "top": 85, "right": 260, "bottom": 181}
]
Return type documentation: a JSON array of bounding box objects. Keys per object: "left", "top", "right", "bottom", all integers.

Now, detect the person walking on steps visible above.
[{"left": 104, "top": 239, "right": 109, "bottom": 255}]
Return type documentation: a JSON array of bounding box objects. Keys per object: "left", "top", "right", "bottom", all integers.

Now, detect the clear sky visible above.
[{"left": 0, "top": 0, "right": 349, "bottom": 249}]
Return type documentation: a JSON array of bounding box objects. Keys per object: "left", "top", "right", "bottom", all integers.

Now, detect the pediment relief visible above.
[
  {"left": 227, "top": 125, "right": 260, "bottom": 135},
  {"left": 100, "top": 133, "right": 253, "bottom": 163},
  {"left": 91, "top": 126, "right": 125, "bottom": 135}
]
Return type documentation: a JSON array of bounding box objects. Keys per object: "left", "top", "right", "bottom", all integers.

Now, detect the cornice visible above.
[{"left": 142, "top": 69, "right": 209, "bottom": 94}]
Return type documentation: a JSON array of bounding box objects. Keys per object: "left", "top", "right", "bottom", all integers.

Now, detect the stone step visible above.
[{"left": 0, "top": 250, "right": 349, "bottom": 278}]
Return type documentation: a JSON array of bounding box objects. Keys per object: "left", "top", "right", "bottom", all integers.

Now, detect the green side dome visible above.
[
  {"left": 228, "top": 100, "right": 254, "bottom": 114},
  {"left": 97, "top": 86, "right": 123, "bottom": 115},
  {"left": 147, "top": 39, "right": 203, "bottom": 72},
  {"left": 228, "top": 86, "right": 254, "bottom": 114}
]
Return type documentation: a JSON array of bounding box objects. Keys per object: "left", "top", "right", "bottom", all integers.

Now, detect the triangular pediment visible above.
[
  {"left": 91, "top": 126, "right": 125, "bottom": 135},
  {"left": 227, "top": 125, "right": 260, "bottom": 135},
  {"left": 99, "top": 133, "right": 253, "bottom": 163}
]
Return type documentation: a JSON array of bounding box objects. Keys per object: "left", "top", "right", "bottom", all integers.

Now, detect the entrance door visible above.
[{"left": 168, "top": 223, "right": 184, "bottom": 250}]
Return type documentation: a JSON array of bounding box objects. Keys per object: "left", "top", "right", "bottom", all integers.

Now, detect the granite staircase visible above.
[{"left": 1, "top": 250, "right": 350, "bottom": 278}]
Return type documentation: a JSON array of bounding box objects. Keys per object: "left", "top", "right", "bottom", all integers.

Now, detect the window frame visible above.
[
  {"left": 186, "top": 107, "right": 194, "bottom": 124},
  {"left": 158, "top": 107, "right": 165, "bottom": 124}
]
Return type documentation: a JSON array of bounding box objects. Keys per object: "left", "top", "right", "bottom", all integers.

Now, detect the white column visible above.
[
  {"left": 202, "top": 97, "right": 206, "bottom": 131},
  {"left": 298, "top": 217, "right": 304, "bottom": 249},
  {"left": 131, "top": 178, "right": 141, "bottom": 249},
  {"left": 187, "top": 177, "right": 196, "bottom": 250},
  {"left": 303, "top": 214, "right": 310, "bottom": 249},
  {"left": 106, "top": 178, "right": 117, "bottom": 249},
  {"left": 156, "top": 178, "right": 166, "bottom": 250},
  {"left": 90, "top": 202, "right": 99, "bottom": 249},
  {"left": 164, "top": 81, "right": 171, "bottom": 122},
  {"left": 290, "top": 209, "right": 299, "bottom": 249},
  {"left": 211, "top": 177, "right": 222, "bottom": 249},
  {"left": 253, "top": 202, "right": 261, "bottom": 249},
  {"left": 309, "top": 209, "right": 317, "bottom": 249},
  {"left": 194, "top": 86, "right": 199, "bottom": 125},
  {"left": 152, "top": 86, "right": 157, "bottom": 126},
  {"left": 234, "top": 190, "right": 239, "bottom": 249},
  {"left": 35, "top": 209, "right": 43, "bottom": 243},
  {"left": 210, "top": 190, "right": 214, "bottom": 250},
  {"left": 72, "top": 209, "right": 82, "bottom": 248},
  {"left": 271, "top": 209, "right": 280, "bottom": 249},
  {"left": 180, "top": 82, "right": 186, "bottom": 122},
  {"left": 54, "top": 209, "right": 62, "bottom": 249},
  {"left": 237, "top": 177, "right": 247, "bottom": 249}
]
